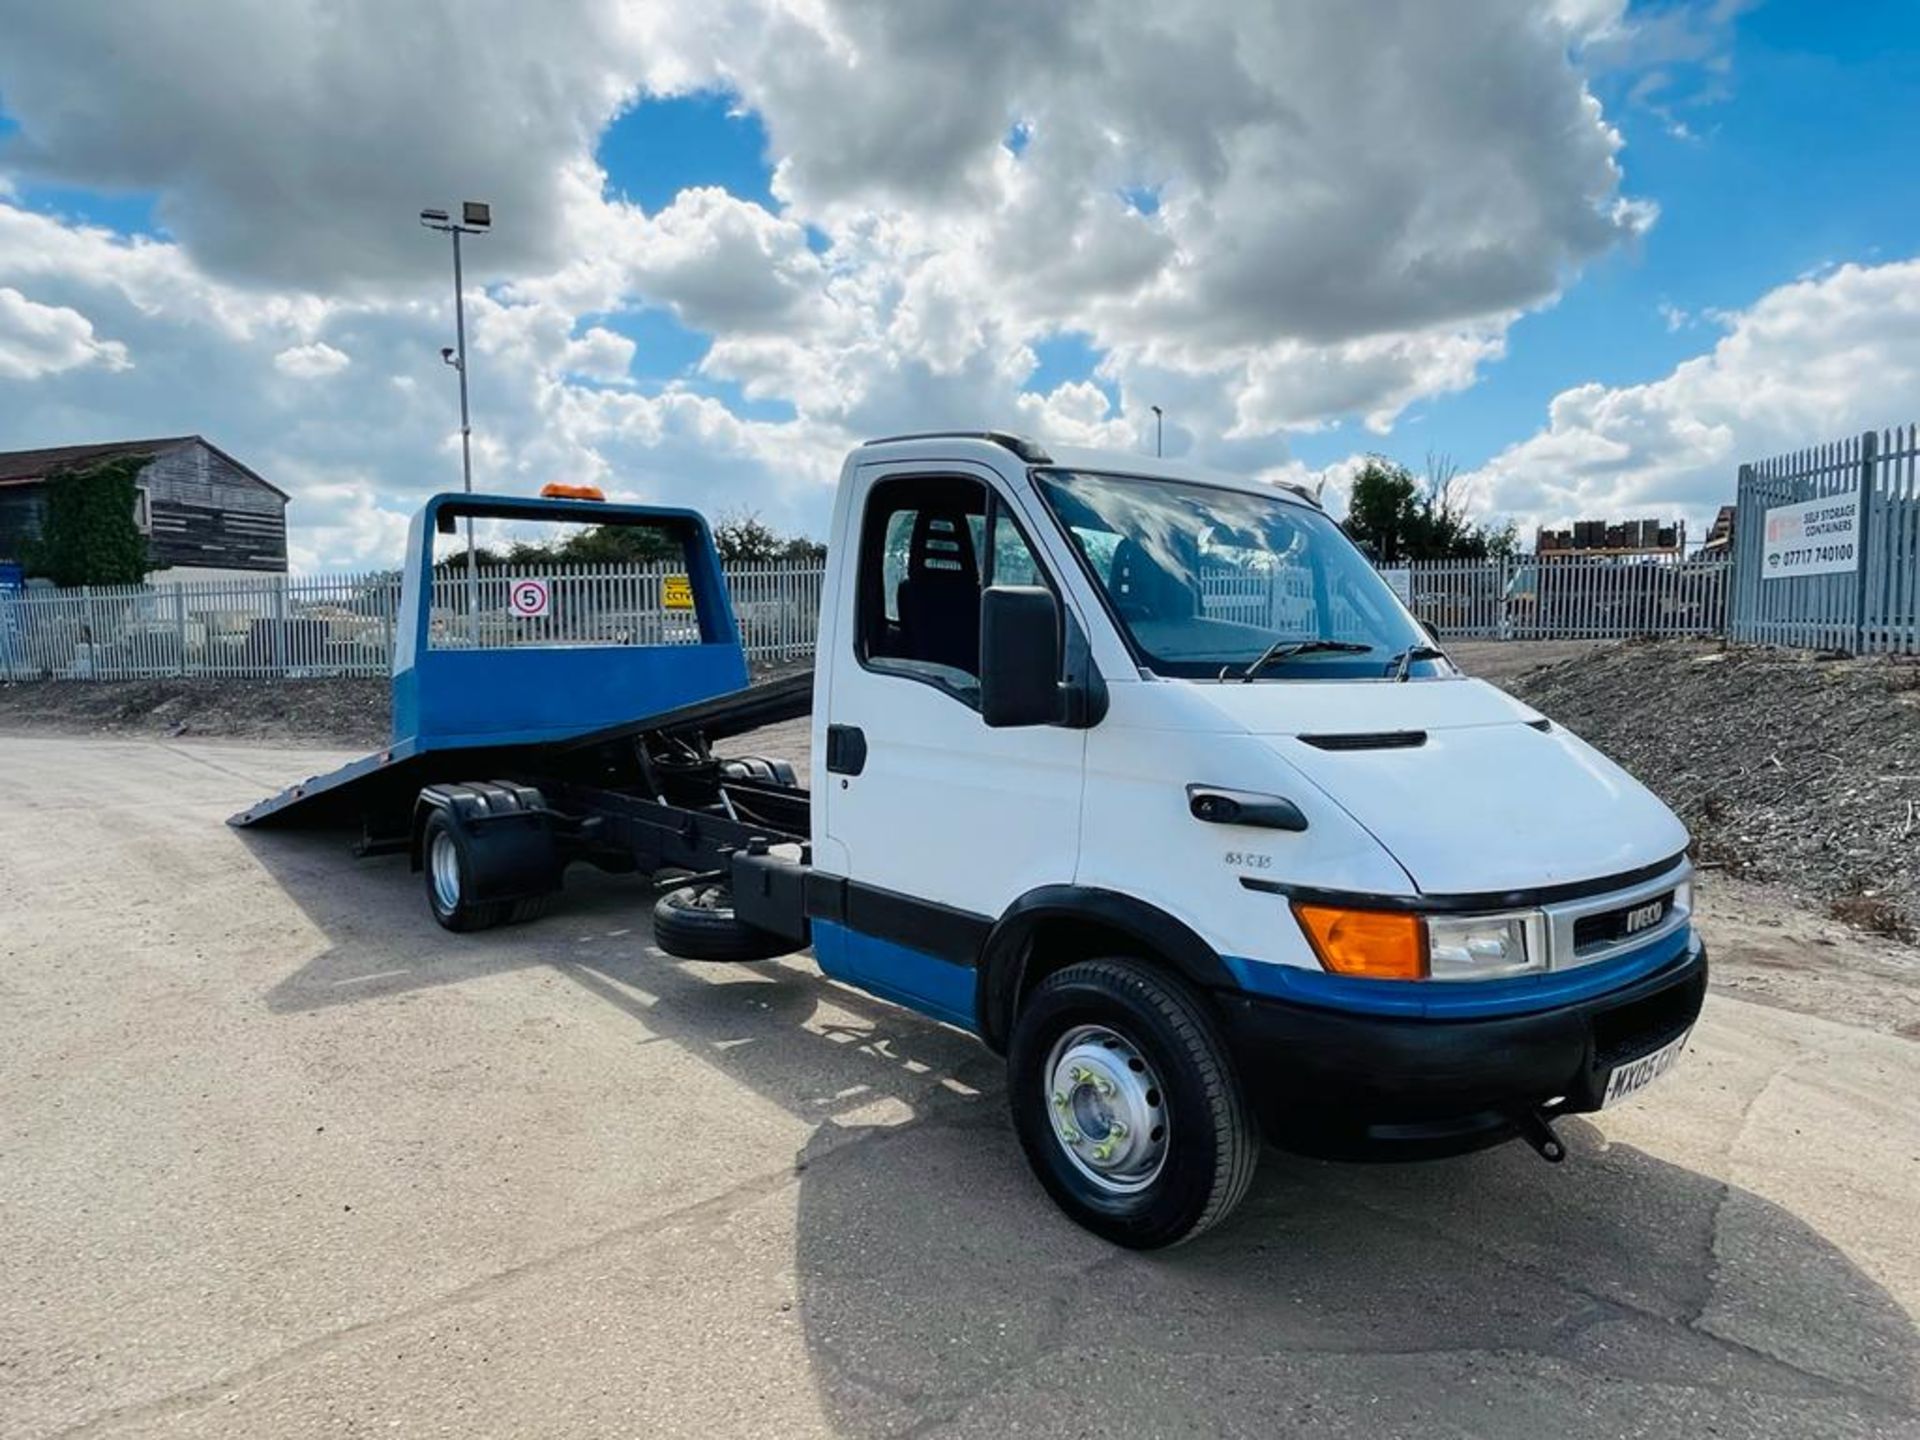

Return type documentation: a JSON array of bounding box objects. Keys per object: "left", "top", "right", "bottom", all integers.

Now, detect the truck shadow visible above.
[{"left": 242, "top": 828, "right": 1919, "bottom": 1436}]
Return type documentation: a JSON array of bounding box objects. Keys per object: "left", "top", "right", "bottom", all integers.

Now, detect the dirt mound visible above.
[
  {"left": 0, "top": 656, "right": 810, "bottom": 753},
  {"left": 0, "top": 677, "right": 389, "bottom": 749},
  {"left": 1505, "top": 638, "right": 1920, "bottom": 939}
]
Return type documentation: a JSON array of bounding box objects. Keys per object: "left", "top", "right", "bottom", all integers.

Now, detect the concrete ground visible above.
[{"left": 1, "top": 732, "right": 1915, "bottom": 1439}]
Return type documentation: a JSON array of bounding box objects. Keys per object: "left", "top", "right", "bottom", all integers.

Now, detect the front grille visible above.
[{"left": 1573, "top": 890, "right": 1674, "bottom": 952}]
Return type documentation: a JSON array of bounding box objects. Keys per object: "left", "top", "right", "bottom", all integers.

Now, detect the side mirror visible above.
[
  {"left": 980, "top": 586, "right": 1063, "bottom": 727},
  {"left": 1417, "top": 614, "right": 1443, "bottom": 645}
]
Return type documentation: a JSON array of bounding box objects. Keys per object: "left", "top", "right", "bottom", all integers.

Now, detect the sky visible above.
[{"left": 0, "top": 0, "right": 1917, "bottom": 569}]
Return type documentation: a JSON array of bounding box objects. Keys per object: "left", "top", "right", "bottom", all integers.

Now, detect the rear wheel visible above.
[
  {"left": 652, "top": 884, "right": 799, "bottom": 962},
  {"left": 1008, "top": 957, "right": 1258, "bottom": 1248},
  {"left": 423, "top": 810, "right": 508, "bottom": 932}
]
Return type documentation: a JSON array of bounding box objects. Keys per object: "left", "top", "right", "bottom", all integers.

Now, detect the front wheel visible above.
[{"left": 1008, "top": 958, "right": 1258, "bottom": 1248}]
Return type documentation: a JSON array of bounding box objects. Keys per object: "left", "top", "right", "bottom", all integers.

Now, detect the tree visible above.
[
  {"left": 712, "top": 510, "right": 783, "bottom": 566},
  {"left": 538, "top": 525, "right": 677, "bottom": 566},
  {"left": 1342, "top": 452, "right": 1516, "bottom": 562},
  {"left": 1344, "top": 458, "right": 1422, "bottom": 563},
  {"left": 429, "top": 526, "right": 679, "bottom": 572},
  {"left": 777, "top": 533, "right": 828, "bottom": 563},
  {"left": 24, "top": 455, "right": 152, "bottom": 585}
]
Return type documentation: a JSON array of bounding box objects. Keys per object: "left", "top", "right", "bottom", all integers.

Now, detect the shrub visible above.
[{"left": 23, "top": 455, "right": 152, "bottom": 586}]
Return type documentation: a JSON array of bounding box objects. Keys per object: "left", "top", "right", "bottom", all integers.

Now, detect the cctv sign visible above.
[
  {"left": 509, "top": 577, "right": 551, "bottom": 619},
  {"left": 1763, "top": 494, "right": 1861, "bottom": 580}
]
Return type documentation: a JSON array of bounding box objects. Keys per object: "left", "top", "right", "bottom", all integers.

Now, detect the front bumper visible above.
[{"left": 1215, "top": 939, "right": 1708, "bottom": 1159}]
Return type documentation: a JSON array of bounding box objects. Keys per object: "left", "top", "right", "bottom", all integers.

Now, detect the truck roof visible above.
[{"left": 856, "top": 430, "right": 1322, "bottom": 509}]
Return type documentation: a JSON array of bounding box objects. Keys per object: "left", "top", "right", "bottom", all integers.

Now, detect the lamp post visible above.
[
  {"left": 1150, "top": 404, "right": 1164, "bottom": 458},
  {"left": 420, "top": 201, "right": 491, "bottom": 641}
]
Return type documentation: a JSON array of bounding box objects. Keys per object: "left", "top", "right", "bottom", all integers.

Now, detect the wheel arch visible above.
[
  {"left": 408, "top": 781, "right": 560, "bottom": 898},
  {"left": 407, "top": 785, "right": 458, "bottom": 871},
  {"left": 976, "top": 886, "right": 1234, "bottom": 1053}
]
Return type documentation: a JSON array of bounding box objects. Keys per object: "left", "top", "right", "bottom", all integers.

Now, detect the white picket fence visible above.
[
  {"left": 0, "top": 549, "right": 1744, "bottom": 684},
  {"left": 0, "top": 563, "right": 825, "bottom": 681},
  {"left": 1392, "top": 553, "right": 1733, "bottom": 640}
]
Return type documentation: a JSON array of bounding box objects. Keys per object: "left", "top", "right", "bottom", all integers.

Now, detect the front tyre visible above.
[{"left": 1008, "top": 958, "right": 1258, "bottom": 1249}]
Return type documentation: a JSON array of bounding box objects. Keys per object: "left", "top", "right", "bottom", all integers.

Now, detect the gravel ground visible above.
[{"left": 1506, "top": 638, "right": 1920, "bottom": 939}]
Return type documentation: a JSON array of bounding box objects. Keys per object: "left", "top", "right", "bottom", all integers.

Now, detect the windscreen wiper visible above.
[
  {"left": 1387, "top": 644, "right": 1449, "bottom": 681},
  {"left": 1231, "top": 639, "right": 1373, "bottom": 682}
]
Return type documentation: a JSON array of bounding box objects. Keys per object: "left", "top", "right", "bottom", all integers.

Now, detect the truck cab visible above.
[{"left": 803, "top": 432, "right": 1704, "bottom": 1245}]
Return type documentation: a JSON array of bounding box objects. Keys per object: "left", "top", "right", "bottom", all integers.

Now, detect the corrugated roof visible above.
[{"left": 0, "top": 436, "right": 288, "bottom": 500}]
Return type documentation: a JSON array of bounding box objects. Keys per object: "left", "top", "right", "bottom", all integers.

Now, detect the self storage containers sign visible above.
[{"left": 1763, "top": 493, "right": 1860, "bottom": 579}]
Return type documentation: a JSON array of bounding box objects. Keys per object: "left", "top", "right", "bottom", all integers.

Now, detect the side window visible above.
[
  {"left": 988, "top": 508, "right": 1045, "bottom": 586},
  {"left": 855, "top": 475, "right": 1052, "bottom": 702}
]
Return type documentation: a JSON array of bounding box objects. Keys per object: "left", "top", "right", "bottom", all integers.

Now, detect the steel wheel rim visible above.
[
  {"left": 1043, "top": 1023, "right": 1170, "bottom": 1194},
  {"left": 429, "top": 831, "right": 461, "bottom": 913}
]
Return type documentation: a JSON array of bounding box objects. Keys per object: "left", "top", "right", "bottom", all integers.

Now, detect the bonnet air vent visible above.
[{"left": 1298, "top": 731, "right": 1428, "bottom": 751}]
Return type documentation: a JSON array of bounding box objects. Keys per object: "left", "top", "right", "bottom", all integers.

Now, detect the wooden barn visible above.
[{"left": 0, "top": 436, "right": 288, "bottom": 581}]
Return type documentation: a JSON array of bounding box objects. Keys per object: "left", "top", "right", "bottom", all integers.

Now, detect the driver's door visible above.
[{"left": 815, "top": 465, "right": 1086, "bottom": 1026}]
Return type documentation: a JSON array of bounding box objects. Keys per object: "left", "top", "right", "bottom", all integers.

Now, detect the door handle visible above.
[{"left": 826, "top": 724, "right": 868, "bottom": 776}]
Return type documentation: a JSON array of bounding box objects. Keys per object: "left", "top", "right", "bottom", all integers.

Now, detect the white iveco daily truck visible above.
[{"left": 243, "top": 430, "right": 1706, "bottom": 1249}]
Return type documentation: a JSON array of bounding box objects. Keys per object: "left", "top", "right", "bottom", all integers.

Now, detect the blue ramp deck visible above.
[{"left": 230, "top": 491, "right": 765, "bottom": 830}]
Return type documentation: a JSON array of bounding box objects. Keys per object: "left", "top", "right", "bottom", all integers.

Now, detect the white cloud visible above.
[
  {"left": 273, "top": 341, "right": 350, "bottom": 379},
  {"left": 1463, "top": 258, "right": 1920, "bottom": 537},
  {"left": 0, "top": 0, "right": 644, "bottom": 288},
  {"left": 0, "top": 204, "right": 329, "bottom": 342},
  {"left": 0, "top": 0, "right": 1758, "bottom": 568},
  {"left": 722, "top": 1, "right": 1648, "bottom": 344},
  {"left": 0, "top": 286, "right": 129, "bottom": 379}
]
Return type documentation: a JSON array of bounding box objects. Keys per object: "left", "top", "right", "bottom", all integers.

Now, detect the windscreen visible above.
[{"left": 1033, "top": 469, "right": 1432, "bottom": 680}]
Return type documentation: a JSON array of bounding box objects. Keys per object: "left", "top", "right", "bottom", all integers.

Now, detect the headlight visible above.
[
  {"left": 1425, "top": 912, "right": 1544, "bottom": 980},
  {"left": 1292, "top": 903, "right": 1546, "bottom": 981},
  {"left": 1671, "top": 880, "right": 1692, "bottom": 922}
]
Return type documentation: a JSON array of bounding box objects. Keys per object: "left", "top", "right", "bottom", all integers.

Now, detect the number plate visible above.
[{"left": 1601, "top": 1028, "right": 1692, "bottom": 1108}]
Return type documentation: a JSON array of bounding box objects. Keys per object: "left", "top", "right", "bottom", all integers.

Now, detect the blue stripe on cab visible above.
[
  {"left": 810, "top": 919, "right": 979, "bottom": 1031},
  {"left": 1223, "top": 928, "right": 1697, "bottom": 1020}
]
